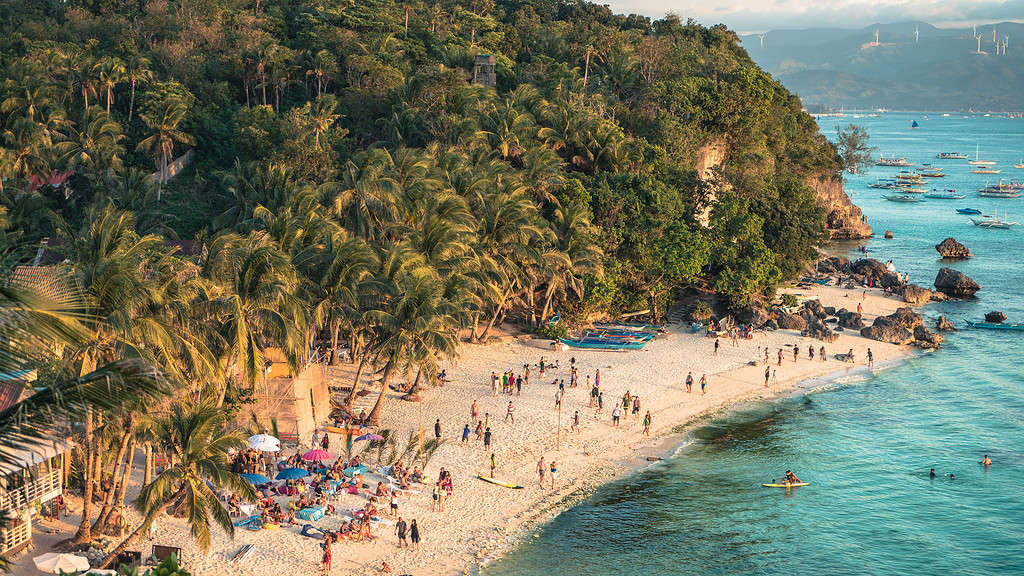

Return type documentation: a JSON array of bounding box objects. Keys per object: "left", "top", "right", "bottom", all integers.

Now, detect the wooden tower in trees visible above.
[{"left": 473, "top": 54, "right": 496, "bottom": 87}]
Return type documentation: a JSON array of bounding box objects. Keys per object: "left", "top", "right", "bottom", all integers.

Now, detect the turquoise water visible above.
[{"left": 484, "top": 113, "right": 1024, "bottom": 575}]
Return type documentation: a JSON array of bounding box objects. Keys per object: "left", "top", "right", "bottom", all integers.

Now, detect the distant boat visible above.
[
  {"left": 968, "top": 144, "right": 997, "bottom": 165},
  {"left": 937, "top": 152, "right": 968, "bottom": 159},
  {"left": 876, "top": 154, "right": 913, "bottom": 167},
  {"left": 966, "top": 320, "right": 1024, "bottom": 331},
  {"left": 911, "top": 120, "right": 920, "bottom": 129},
  {"left": 883, "top": 194, "right": 925, "bottom": 202},
  {"left": 956, "top": 208, "right": 982, "bottom": 214},
  {"left": 924, "top": 190, "right": 965, "bottom": 199},
  {"left": 973, "top": 168, "right": 1001, "bottom": 174},
  {"left": 971, "top": 210, "right": 1019, "bottom": 228},
  {"left": 1015, "top": 160, "right": 1024, "bottom": 169}
]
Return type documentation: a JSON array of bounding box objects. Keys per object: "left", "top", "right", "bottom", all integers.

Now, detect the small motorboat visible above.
[
  {"left": 966, "top": 320, "right": 1024, "bottom": 331},
  {"left": 955, "top": 208, "right": 982, "bottom": 215},
  {"left": 883, "top": 194, "right": 924, "bottom": 202},
  {"left": 924, "top": 190, "right": 965, "bottom": 199}
]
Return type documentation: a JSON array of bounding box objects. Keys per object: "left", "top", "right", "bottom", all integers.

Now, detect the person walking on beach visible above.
[
  {"left": 491, "top": 372, "right": 498, "bottom": 395},
  {"left": 764, "top": 347, "right": 769, "bottom": 364},
  {"left": 572, "top": 410, "right": 580, "bottom": 433},
  {"left": 505, "top": 401, "right": 515, "bottom": 424},
  {"left": 777, "top": 348, "right": 783, "bottom": 366},
  {"left": 765, "top": 365, "right": 771, "bottom": 387},
  {"left": 554, "top": 388, "right": 562, "bottom": 409},
  {"left": 612, "top": 404, "right": 621, "bottom": 426},
  {"left": 471, "top": 400, "right": 478, "bottom": 423},
  {"left": 516, "top": 374, "right": 522, "bottom": 396},
  {"left": 395, "top": 517, "right": 408, "bottom": 548},
  {"left": 820, "top": 346, "right": 826, "bottom": 362},
  {"left": 857, "top": 301, "right": 863, "bottom": 315},
  {"left": 714, "top": 338, "right": 720, "bottom": 356},
  {"left": 595, "top": 368, "right": 601, "bottom": 387},
  {"left": 632, "top": 396, "right": 640, "bottom": 418},
  {"left": 489, "top": 453, "right": 496, "bottom": 478},
  {"left": 537, "top": 456, "right": 546, "bottom": 486},
  {"left": 793, "top": 346, "right": 799, "bottom": 362},
  {"left": 549, "top": 461, "right": 558, "bottom": 489},
  {"left": 808, "top": 345, "right": 815, "bottom": 360},
  {"left": 431, "top": 484, "right": 439, "bottom": 511},
  {"left": 320, "top": 532, "right": 332, "bottom": 575},
  {"left": 867, "top": 348, "right": 874, "bottom": 368},
  {"left": 686, "top": 372, "right": 694, "bottom": 393},
  {"left": 590, "top": 384, "right": 598, "bottom": 407},
  {"left": 483, "top": 427, "right": 492, "bottom": 450},
  {"left": 434, "top": 418, "right": 442, "bottom": 441},
  {"left": 597, "top": 391, "right": 604, "bottom": 413},
  {"left": 474, "top": 420, "right": 483, "bottom": 441},
  {"left": 409, "top": 519, "right": 420, "bottom": 551},
  {"left": 643, "top": 411, "right": 652, "bottom": 436},
  {"left": 700, "top": 374, "right": 707, "bottom": 395},
  {"left": 461, "top": 424, "right": 470, "bottom": 444}
]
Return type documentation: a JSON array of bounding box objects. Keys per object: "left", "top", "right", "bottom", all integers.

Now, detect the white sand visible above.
[{"left": 8, "top": 283, "right": 916, "bottom": 576}]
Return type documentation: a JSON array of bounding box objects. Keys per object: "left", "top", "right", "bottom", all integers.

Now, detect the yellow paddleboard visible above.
[
  {"left": 477, "top": 475, "right": 524, "bottom": 489},
  {"left": 762, "top": 482, "right": 810, "bottom": 488}
]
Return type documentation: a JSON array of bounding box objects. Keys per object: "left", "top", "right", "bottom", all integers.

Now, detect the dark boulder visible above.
[
  {"left": 935, "top": 237, "right": 972, "bottom": 259},
  {"left": 884, "top": 230, "right": 894, "bottom": 239},
  {"left": 934, "top": 268, "right": 980, "bottom": 298},
  {"left": 984, "top": 311, "right": 1007, "bottom": 323},
  {"left": 837, "top": 309, "right": 865, "bottom": 330},
  {"left": 851, "top": 258, "right": 887, "bottom": 278},
  {"left": 930, "top": 291, "right": 949, "bottom": 302},
  {"left": 824, "top": 306, "right": 837, "bottom": 315},
  {"left": 936, "top": 316, "right": 956, "bottom": 332},
  {"left": 887, "top": 307, "right": 925, "bottom": 330},
  {"left": 775, "top": 311, "right": 807, "bottom": 331},
  {"left": 901, "top": 283, "right": 932, "bottom": 305},
  {"left": 816, "top": 260, "right": 837, "bottom": 274},
  {"left": 802, "top": 319, "right": 839, "bottom": 342},
  {"left": 735, "top": 304, "right": 769, "bottom": 327},
  {"left": 861, "top": 324, "right": 915, "bottom": 345},
  {"left": 913, "top": 325, "right": 944, "bottom": 349},
  {"left": 764, "top": 319, "right": 778, "bottom": 330},
  {"left": 803, "top": 299, "right": 827, "bottom": 319}
]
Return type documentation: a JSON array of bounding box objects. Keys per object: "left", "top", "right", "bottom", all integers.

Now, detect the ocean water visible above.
[{"left": 483, "top": 113, "right": 1024, "bottom": 576}]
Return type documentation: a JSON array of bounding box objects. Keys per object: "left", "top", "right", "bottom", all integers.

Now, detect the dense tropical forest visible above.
[{"left": 0, "top": 0, "right": 843, "bottom": 563}]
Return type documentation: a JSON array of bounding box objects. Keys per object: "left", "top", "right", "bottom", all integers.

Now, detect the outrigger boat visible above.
[
  {"left": 973, "top": 168, "right": 1002, "bottom": 174},
  {"left": 1015, "top": 160, "right": 1024, "bottom": 169},
  {"left": 971, "top": 210, "right": 1020, "bottom": 228},
  {"left": 968, "top": 144, "right": 997, "bottom": 165},
  {"left": 924, "top": 190, "right": 965, "bottom": 199},
  {"left": 937, "top": 152, "right": 969, "bottom": 159},
  {"left": 876, "top": 154, "right": 913, "bottom": 167},
  {"left": 559, "top": 337, "right": 650, "bottom": 350},
  {"left": 883, "top": 194, "right": 925, "bottom": 202},
  {"left": 965, "top": 320, "right": 1024, "bottom": 331}
]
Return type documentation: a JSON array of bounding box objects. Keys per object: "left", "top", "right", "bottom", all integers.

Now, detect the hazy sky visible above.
[{"left": 604, "top": 0, "right": 1024, "bottom": 33}]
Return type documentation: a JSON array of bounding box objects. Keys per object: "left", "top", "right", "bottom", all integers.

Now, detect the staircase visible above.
[
  {"left": 666, "top": 302, "right": 691, "bottom": 329},
  {"left": 324, "top": 365, "right": 375, "bottom": 417}
]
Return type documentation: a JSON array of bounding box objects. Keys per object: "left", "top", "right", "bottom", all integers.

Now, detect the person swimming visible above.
[
  {"left": 783, "top": 470, "right": 801, "bottom": 485},
  {"left": 929, "top": 468, "right": 936, "bottom": 478},
  {"left": 980, "top": 454, "right": 992, "bottom": 466}
]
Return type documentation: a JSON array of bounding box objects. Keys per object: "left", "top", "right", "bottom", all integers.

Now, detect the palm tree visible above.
[
  {"left": 199, "top": 231, "right": 305, "bottom": 407},
  {"left": 1, "top": 83, "right": 53, "bottom": 123},
  {"left": 309, "top": 94, "right": 339, "bottom": 150},
  {"left": 97, "top": 57, "right": 125, "bottom": 115},
  {"left": 136, "top": 96, "right": 193, "bottom": 196},
  {"left": 123, "top": 55, "right": 153, "bottom": 122},
  {"left": 329, "top": 149, "right": 401, "bottom": 242},
  {"left": 2, "top": 118, "right": 50, "bottom": 181},
  {"left": 99, "top": 399, "right": 256, "bottom": 568},
  {"left": 539, "top": 203, "right": 602, "bottom": 323},
  {"left": 56, "top": 107, "right": 125, "bottom": 181},
  {"left": 305, "top": 50, "right": 336, "bottom": 98}
]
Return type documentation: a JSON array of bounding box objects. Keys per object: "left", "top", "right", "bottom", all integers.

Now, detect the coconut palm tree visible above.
[
  {"left": 1, "top": 83, "right": 53, "bottom": 123},
  {"left": 136, "top": 96, "right": 193, "bottom": 196},
  {"left": 329, "top": 149, "right": 401, "bottom": 242},
  {"left": 56, "top": 107, "right": 125, "bottom": 181},
  {"left": 199, "top": 231, "right": 305, "bottom": 407},
  {"left": 539, "top": 202, "right": 602, "bottom": 323},
  {"left": 123, "top": 54, "right": 153, "bottom": 122},
  {"left": 309, "top": 94, "right": 339, "bottom": 151},
  {"left": 96, "top": 57, "right": 125, "bottom": 115},
  {"left": 99, "top": 398, "right": 256, "bottom": 568}
]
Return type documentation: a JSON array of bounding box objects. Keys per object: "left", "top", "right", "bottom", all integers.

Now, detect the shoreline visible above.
[
  {"left": 471, "top": 344, "right": 922, "bottom": 574},
  {"left": 8, "top": 283, "right": 922, "bottom": 576}
]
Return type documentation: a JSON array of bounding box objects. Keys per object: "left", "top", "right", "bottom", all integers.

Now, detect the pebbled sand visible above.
[{"left": 9, "top": 283, "right": 916, "bottom": 576}]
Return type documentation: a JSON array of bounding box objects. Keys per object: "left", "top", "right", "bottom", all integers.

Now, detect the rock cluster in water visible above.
[
  {"left": 934, "top": 267, "right": 981, "bottom": 298},
  {"left": 935, "top": 237, "right": 972, "bottom": 259},
  {"left": 984, "top": 311, "right": 1007, "bottom": 323},
  {"left": 860, "top": 307, "right": 943, "bottom": 349}
]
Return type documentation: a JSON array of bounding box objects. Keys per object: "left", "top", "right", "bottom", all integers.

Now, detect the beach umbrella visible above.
[
  {"left": 276, "top": 467, "right": 309, "bottom": 480},
  {"left": 240, "top": 473, "right": 271, "bottom": 485},
  {"left": 248, "top": 434, "right": 281, "bottom": 452},
  {"left": 302, "top": 449, "right": 334, "bottom": 461},
  {"left": 354, "top": 433, "right": 383, "bottom": 442},
  {"left": 33, "top": 552, "right": 90, "bottom": 573}
]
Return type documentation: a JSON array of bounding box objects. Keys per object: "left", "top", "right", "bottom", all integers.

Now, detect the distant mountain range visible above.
[{"left": 739, "top": 22, "right": 1024, "bottom": 111}]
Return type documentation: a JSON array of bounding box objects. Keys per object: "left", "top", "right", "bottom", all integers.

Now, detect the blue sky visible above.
[{"left": 603, "top": 0, "right": 1024, "bottom": 33}]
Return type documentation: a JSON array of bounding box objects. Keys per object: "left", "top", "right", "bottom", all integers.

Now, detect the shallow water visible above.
[{"left": 484, "top": 113, "right": 1024, "bottom": 575}]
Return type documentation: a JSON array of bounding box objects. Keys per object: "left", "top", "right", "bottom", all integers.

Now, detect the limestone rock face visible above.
[
  {"left": 913, "top": 325, "right": 944, "bottom": 349},
  {"left": 808, "top": 176, "right": 872, "bottom": 239},
  {"left": 860, "top": 307, "right": 930, "bottom": 346},
  {"left": 735, "top": 305, "right": 769, "bottom": 328},
  {"left": 802, "top": 319, "right": 839, "bottom": 342},
  {"left": 935, "top": 237, "right": 972, "bottom": 259},
  {"left": 836, "top": 309, "right": 865, "bottom": 330},
  {"left": 934, "top": 268, "right": 980, "bottom": 298},
  {"left": 936, "top": 316, "right": 956, "bottom": 332},
  {"left": 861, "top": 324, "right": 915, "bottom": 345},
  {"left": 902, "top": 283, "right": 933, "bottom": 305}
]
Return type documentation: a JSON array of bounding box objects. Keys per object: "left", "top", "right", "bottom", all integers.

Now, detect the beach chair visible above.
[
  {"left": 231, "top": 544, "right": 254, "bottom": 562},
  {"left": 152, "top": 545, "right": 182, "bottom": 564},
  {"left": 279, "top": 432, "right": 300, "bottom": 446}
]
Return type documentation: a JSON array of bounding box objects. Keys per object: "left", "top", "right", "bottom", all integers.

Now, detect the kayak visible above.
[
  {"left": 763, "top": 482, "right": 810, "bottom": 488},
  {"left": 477, "top": 475, "right": 524, "bottom": 489}
]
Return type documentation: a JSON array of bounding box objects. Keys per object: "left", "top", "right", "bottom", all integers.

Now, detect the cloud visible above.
[{"left": 604, "top": 0, "right": 1024, "bottom": 32}]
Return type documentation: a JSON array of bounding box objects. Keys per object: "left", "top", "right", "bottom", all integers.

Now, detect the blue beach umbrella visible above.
[
  {"left": 276, "top": 467, "right": 309, "bottom": 480},
  {"left": 240, "top": 473, "right": 271, "bottom": 485}
]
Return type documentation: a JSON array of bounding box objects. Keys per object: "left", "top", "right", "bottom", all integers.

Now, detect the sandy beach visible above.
[{"left": 12, "top": 283, "right": 917, "bottom": 576}]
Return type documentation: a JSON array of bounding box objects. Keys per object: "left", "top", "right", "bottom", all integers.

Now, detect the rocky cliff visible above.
[{"left": 806, "top": 175, "right": 872, "bottom": 239}]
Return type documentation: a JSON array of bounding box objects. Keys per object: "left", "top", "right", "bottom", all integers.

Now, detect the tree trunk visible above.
[
  {"left": 143, "top": 444, "right": 152, "bottom": 488},
  {"left": 115, "top": 436, "right": 136, "bottom": 508},
  {"left": 540, "top": 282, "right": 557, "bottom": 326},
  {"left": 329, "top": 321, "right": 341, "bottom": 366},
  {"left": 71, "top": 408, "right": 94, "bottom": 544},
  {"left": 349, "top": 331, "right": 358, "bottom": 364},
  {"left": 344, "top": 353, "right": 369, "bottom": 414},
  {"left": 128, "top": 80, "right": 136, "bottom": 121},
  {"left": 584, "top": 48, "right": 591, "bottom": 89},
  {"left": 366, "top": 359, "right": 394, "bottom": 426},
  {"left": 479, "top": 289, "right": 510, "bottom": 343},
  {"left": 469, "top": 314, "right": 480, "bottom": 343},
  {"left": 94, "top": 421, "right": 133, "bottom": 532},
  {"left": 98, "top": 487, "right": 186, "bottom": 569},
  {"left": 527, "top": 283, "right": 537, "bottom": 328}
]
